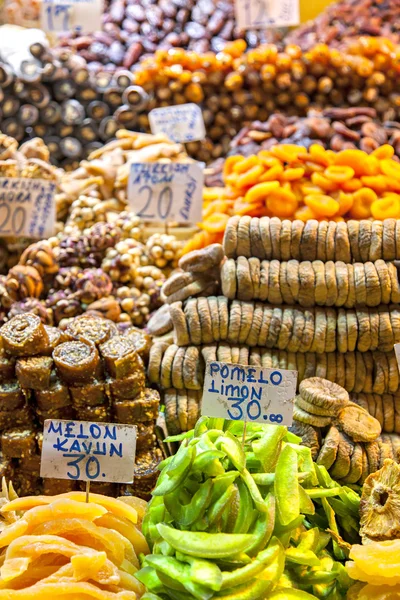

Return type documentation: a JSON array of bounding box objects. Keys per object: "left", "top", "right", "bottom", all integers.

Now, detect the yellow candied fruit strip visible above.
[
  {"left": 1, "top": 494, "right": 137, "bottom": 525},
  {"left": 0, "top": 582, "right": 137, "bottom": 599}
]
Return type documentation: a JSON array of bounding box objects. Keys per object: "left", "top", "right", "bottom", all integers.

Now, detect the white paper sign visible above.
[
  {"left": 41, "top": 0, "right": 103, "bottom": 33},
  {"left": 40, "top": 420, "right": 137, "bottom": 483},
  {"left": 149, "top": 104, "right": 206, "bottom": 144},
  {"left": 235, "top": 0, "right": 299, "bottom": 29},
  {"left": 128, "top": 161, "right": 204, "bottom": 224},
  {"left": 0, "top": 178, "right": 55, "bottom": 238},
  {"left": 202, "top": 362, "right": 297, "bottom": 426}
]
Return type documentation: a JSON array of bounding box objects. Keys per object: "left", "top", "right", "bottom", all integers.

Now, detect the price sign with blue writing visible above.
[
  {"left": 149, "top": 104, "right": 206, "bottom": 144},
  {"left": 202, "top": 361, "right": 297, "bottom": 426},
  {"left": 128, "top": 162, "right": 204, "bottom": 224},
  {"left": 235, "top": 0, "right": 299, "bottom": 29},
  {"left": 0, "top": 178, "right": 55, "bottom": 239},
  {"left": 41, "top": 0, "right": 102, "bottom": 33},
  {"left": 40, "top": 420, "right": 137, "bottom": 483}
]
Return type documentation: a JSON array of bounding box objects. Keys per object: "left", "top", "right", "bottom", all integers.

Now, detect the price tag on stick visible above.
[
  {"left": 0, "top": 178, "right": 55, "bottom": 239},
  {"left": 149, "top": 104, "right": 206, "bottom": 144},
  {"left": 128, "top": 162, "right": 204, "bottom": 225},
  {"left": 235, "top": 0, "right": 299, "bottom": 29},
  {"left": 41, "top": 420, "right": 137, "bottom": 501},
  {"left": 202, "top": 361, "right": 297, "bottom": 426},
  {"left": 41, "top": 0, "right": 103, "bottom": 33}
]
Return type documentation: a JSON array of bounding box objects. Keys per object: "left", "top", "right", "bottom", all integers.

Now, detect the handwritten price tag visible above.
[
  {"left": 149, "top": 104, "right": 206, "bottom": 144},
  {"left": 40, "top": 420, "right": 137, "bottom": 483},
  {"left": 235, "top": 0, "right": 299, "bottom": 29},
  {"left": 128, "top": 161, "right": 204, "bottom": 224},
  {"left": 41, "top": 0, "right": 103, "bottom": 33},
  {"left": 202, "top": 361, "right": 297, "bottom": 426},
  {"left": 0, "top": 178, "right": 55, "bottom": 239}
]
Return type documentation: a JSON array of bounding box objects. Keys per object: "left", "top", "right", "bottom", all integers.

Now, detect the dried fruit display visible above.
[
  {"left": 0, "top": 312, "right": 161, "bottom": 498},
  {"left": 359, "top": 459, "right": 400, "bottom": 543},
  {"left": 0, "top": 490, "right": 146, "bottom": 597},
  {"left": 347, "top": 536, "right": 400, "bottom": 598},
  {"left": 133, "top": 37, "right": 400, "bottom": 163},
  {"left": 206, "top": 108, "right": 400, "bottom": 187},
  {"left": 154, "top": 216, "right": 400, "bottom": 443},
  {"left": 221, "top": 257, "right": 400, "bottom": 306},
  {"left": 139, "top": 417, "right": 358, "bottom": 600},
  {"left": 287, "top": 0, "right": 400, "bottom": 51},
  {"left": 189, "top": 144, "right": 400, "bottom": 253},
  {"left": 56, "top": 0, "right": 280, "bottom": 66}
]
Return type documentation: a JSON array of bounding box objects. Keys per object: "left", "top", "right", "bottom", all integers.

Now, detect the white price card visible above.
[
  {"left": 40, "top": 420, "right": 137, "bottom": 484},
  {"left": 235, "top": 0, "right": 299, "bottom": 29},
  {"left": 128, "top": 161, "right": 204, "bottom": 224},
  {"left": 0, "top": 178, "right": 55, "bottom": 239},
  {"left": 149, "top": 104, "right": 206, "bottom": 144},
  {"left": 41, "top": 0, "right": 103, "bottom": 33},
  {"left": 202, "top": 361, "right": 297, "bottom": 426}
]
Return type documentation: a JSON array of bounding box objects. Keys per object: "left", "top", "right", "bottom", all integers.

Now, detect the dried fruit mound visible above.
[
  {"left": 138, "top": 417, "right": 357, "bottom": 600},
  {"left": 0, "top": 486, "right": 147, "bottom": 598},
  {"left": 346, "top": 460, "right": 400, "bottom": 598},
  {"left": 186, "top": 143, "right": 400, "bottom": 254}
]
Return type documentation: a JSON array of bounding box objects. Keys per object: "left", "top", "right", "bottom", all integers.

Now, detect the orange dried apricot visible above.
[
  {"left": 294, "top": 206, "right": 318, "bottom": 221},
  {"left": 200, "top": 213, "right": 230, "bottom": 233},
  {"left": 380, "top": 159, "right": 400, "bottom": 180},
  {"left": 281, "top": 167, "right": 305, "bottom": 181},
  {"left": 304, "top": 194, "right": 339, "bottom": 217},
  {"left": 348, "top": 197, "right": 372, "bottom": 219},
  {"left": 222, "top": 156, "right": 243, "bottom": 179},
  {"left": 335, "top": 149, "right": 377, "bottom": 176},
  {"left": 236, "top": 165, "right": 264, "bottom": 188},
  {"left": 371, "top": 144, "right": 395, "bottom": 160},
  {"left": 232, "top": 155, "right": 260, "bottom": 174},
  {"left": 353, "top": 187, "right": 378, "bottom": 206},
  {"left": 324, "top": 165, "right": 355, "bottom": 182},
  {"left": 311, "top": 172, "right": 339, "bottom": 192},
  {"left": 244, "top": 181, "right": 280, "bottom": 203},
  {"left": 371, "top": 195, "right": 400, "bottom": 219},
  {"left": 336, "top": 192, "right": 354, "bottom": 216},
  {"left": 341, "top": 178, "right": 362, "bottom": 192},
  {"left": 259, "top": 164, "right": 284, "bottom": 182},
  {"left": 266, "top": 188, "right": 298, "bottom": 218},
  {"left": 202, "top": 200, "right": 233, "bottom": 220}
]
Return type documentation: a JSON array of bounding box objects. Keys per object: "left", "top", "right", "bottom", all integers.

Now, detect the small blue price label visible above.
[
  {"left": 149, "top": 104, "right": 206, "bottom": 144},
  {"left": 41, "top": 0, "right": 102, "bottom": 33},
  {"left": 202, "top": 361, "right": 297, "bottom": 426},
  {"left": 40, "top": 420, "right": 137, "bottom": 484},
  {"left": 0, "top": 178, "right": 55, "bottom": 239},
  {"left": 128, "top": 161, "right": 204, "bottom": 224}
]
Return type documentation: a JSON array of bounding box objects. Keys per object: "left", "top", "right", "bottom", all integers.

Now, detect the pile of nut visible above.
[
  {"left": 0, "top": 311, "right": 162, "bottom": 498},
  {"left": 150, "top": 216, "right": 400, "bottom": 450}
]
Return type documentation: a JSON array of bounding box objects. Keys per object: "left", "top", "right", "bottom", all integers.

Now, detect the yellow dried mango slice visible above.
[
  {"left": 95, "top": 514, "right": 149, "bottom": 556},
  {"left": 0, "top": 520, "right": 29, "bottom": 549},
  {"left": 24, "top": 500, "right": 107, "bottom": 531},
  {"left": 6, "top": 535, "right": 94, "bottom": 561},
  {"left": 1, "top": 557, "right": 31, "bottom": 582},
  {"left": 71, "top": 552, "right": 120, "bottom": 585},
  {"left": 0, "top": 581, "right": 137, "bottom": 599},
  {"left": 29, "top": 520, "right": 129, "bottom": 567},
  {"left": 2, "top": 494, "right": 137, "bottom": 525}
]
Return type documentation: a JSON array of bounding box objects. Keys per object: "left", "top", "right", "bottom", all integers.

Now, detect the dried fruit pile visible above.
[
  {"left": 346, "top": 459, "right": 400, "bottom": 598},
  {"left": 138, "top": 417, "right": 357, "bottom": 600},
  {"left": 133, "top": 37, "right": 400, "bottom": 163},
  {"left": 150, "top": 217, "right": 400, "bottom": 444},
  {"left": 0, "top": 312, "right": 162, "bottom": 498},
  {"left": 206, "top": 107, "right": 400, "bottom": 187},
  {"left": 189, "top": 143, "right": 400, "bottom": 253},
  {"left": 293, "top": 378, "right": 387, "bottom": 484},
  {"left": 0, "top": 489, "right": 147, "bottom": 598},
  {"left": 287, "top": 0, "right": 400, "bottom": 50},
  {"left": 56, "top": 0, "right": 278, "bottom": 66}
]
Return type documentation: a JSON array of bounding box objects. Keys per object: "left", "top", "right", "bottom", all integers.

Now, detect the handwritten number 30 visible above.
[{"left": 136, "top": 185, "right": 173, "bottom": 220}]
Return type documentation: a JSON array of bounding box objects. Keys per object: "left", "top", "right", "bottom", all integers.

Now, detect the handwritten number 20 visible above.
[
  {"left": 136, "top": 185, "right": 173, "bottom": 220},
  {"left": 0, "top": 205, "right": 26, "bottom": 235}
]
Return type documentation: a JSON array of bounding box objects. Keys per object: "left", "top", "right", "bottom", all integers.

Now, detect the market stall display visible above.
[
  {"left": 0, "top": 312, "right": 162, "bottom": 498},
  {"left": 0, "top": 487, "right": 147, "bottom": 597},
  {"left": 139, "top": 417, "right": 357, "bottom": 599}
]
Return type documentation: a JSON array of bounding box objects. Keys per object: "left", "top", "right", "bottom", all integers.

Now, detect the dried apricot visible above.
[
  {"left": 222, "top": 156, "right": 243, "bottom": 179},
  {"left": 281, "top": 167, "right": 305, "bottom": 181},
  {"left": 371, "top": 195, "right": 400, "bottom": 219},
  {"left": 324, "top": 165, "right": 355, "bottom": 182},
  {"left": 244, "top": 181, "right": 280, "bottom": 204},
  {"left": 266, "top": 188, "right": 298, "bottom": 218},
  {"left": 304, "top": 194, "right": 339, "bottom": 217},
  {"left": 232, "top": 155, "right": 260, "bottom": 174},
  {"left": 311, "top": 172, "right": 339, "bottom": 192},
  {"left": 259, "top": 164, "right": 284, "bottom": 182},
  {"left": 236, "top": 165, "right": 264, "bottom": 188},
  {"left": 371, "top": 145, "right": 395, "bottom": 160},
  {"left": 199, "top": 213, "right": 230, "bottom": 233},
  {"left": 380, "top": 159, "right": 400, "bottom": 180},
  {"left": 353, "top": 187, "right": 378, "bottom": 206},
  {"left": 294, "top": 206, "right": 318, "bottom": 221},
  {"left": 337, "top": 191, "right": 354, "bottom": 216},
  {"left": 341, "top": 178, "right": 362, "bottom": 192}
]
